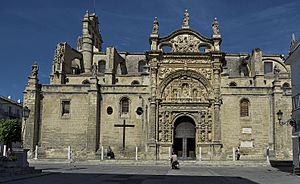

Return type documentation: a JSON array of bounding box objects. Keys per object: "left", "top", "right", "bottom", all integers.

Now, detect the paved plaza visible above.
[{"left": 2, "top": 162, "right": 300, "bottom": 184}]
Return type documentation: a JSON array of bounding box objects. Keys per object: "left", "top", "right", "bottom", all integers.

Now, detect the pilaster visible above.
[{"left": 86, "top": 77, "right": 100, "bottom": 159}]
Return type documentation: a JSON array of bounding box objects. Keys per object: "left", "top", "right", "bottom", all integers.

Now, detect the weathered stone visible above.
[{"left": 23, "top": 11, "right": 292, "bottom": 161}]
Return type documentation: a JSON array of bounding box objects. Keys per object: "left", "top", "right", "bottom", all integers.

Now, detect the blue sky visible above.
[{"left": 0, "top": 0, "right": 300, "bottom": 101}]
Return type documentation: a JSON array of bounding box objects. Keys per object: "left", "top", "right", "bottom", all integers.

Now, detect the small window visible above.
[
  {"left": 120, "top": 97, "right": 129, "bottom": 114},
  {"left": 282, "top": 83, "right": 290, "bottom": 89},
  {"left": 98, "top": 60, "right": 106, "bottom": 73},
  {"left": 107, "top": 106, "right": 113, "bottom": 115},
  {"left": 62, "top": 100, "right": 70, "bottom": 116},
  {"left": 264, "top": 62, "right": 273, "bottom": 74},
  {"left": 229, "top": 82, "right": 237, "bottom": 87},
  {"left": 240, "top": 99, "right": 249, "bottom": 117},
  {"left": 138, "top": 60, "right": 146, "bottom": 73},
  {"left": 82, "top": 80, "right": 90, "bottom": 84},
  {"left": 131, "top": 80, "right": 140, "bottom": 85},
  {"left": 136, "top": 107, "right": 143, "bottom": 115}
]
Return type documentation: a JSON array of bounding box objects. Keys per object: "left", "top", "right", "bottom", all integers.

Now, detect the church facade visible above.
[{"left": 23, "top": 11, "right": 293, "bottom": 160}]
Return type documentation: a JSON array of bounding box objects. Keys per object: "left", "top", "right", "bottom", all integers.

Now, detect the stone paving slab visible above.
[
  {"left": 3, "top": 164, "right": 300, "bottom": 184},
  {"left": 28, "top": 159, "right": 270, "bottom": 167}
]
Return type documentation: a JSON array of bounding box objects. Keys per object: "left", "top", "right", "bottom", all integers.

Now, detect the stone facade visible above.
[{"left": 23, "top": 11, "right": 292, "bottom": 160}]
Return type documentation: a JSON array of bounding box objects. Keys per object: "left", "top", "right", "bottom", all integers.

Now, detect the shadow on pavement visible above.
[
  {"left": 270, "top": 160, "right": 293, "bottom": 174},
  {"left": 5, "top": 173, "right": 260, "bottom": 184}
]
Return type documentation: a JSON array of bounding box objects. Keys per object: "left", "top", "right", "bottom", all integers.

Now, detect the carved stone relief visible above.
[
  {"left": 160, "top": 58, "right": 210, "bottom": 64},
  {"left": 197, "top": 110, "right": 213, "bottom": 143},
  {"left": 162, "top": 76, "right": 210, "bottom": 102},
  {"left": 158, "top": 111, "right": 173, "bottom": 143},
  {"left": 194, "top": 68, "right": 213, "bottom": 80},
  {"left": 170, "top": 34, "right": 201, "bottom": 53}
]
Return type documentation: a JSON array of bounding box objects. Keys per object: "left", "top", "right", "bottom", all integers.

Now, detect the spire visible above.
[
  {"left": 152, "top": 17, "right": 159, "bottom": 34},
  {"left": 182, "top": 9, "right": 190, "bottom": 29},
  {"left": 212, "top": 17, "right": 220, "bottom": 38},
  {"left": 291, "top": 33, "right": 296, "bottom": 46}
]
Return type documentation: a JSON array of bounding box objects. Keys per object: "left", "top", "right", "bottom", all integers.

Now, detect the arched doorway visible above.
[{"left": 173, "top": 116, "right": 196, "bottom": 160}]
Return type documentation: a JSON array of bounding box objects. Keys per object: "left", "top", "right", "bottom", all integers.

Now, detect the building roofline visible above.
[{"left": 0, "top": 96, "right": 23, "bottom": 107}]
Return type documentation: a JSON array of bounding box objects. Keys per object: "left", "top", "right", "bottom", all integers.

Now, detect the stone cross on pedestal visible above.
[{"left": 114, "top": 120, "right": 135, "bottom": 150}]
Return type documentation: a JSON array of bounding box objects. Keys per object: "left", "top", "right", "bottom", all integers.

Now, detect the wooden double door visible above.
[{"left": 173, "top": 117, "right": 196, "bottom": 160}]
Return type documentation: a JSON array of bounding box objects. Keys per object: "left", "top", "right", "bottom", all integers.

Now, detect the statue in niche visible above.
[
  {"left": 182, "top": 83, "right": 189, "bottom": 98},
  {"left": 172, "top": 89, "right": 178, "bottom": 99},
  {"left": 152, "top": 17, "right": 159, "bottom": 34},
  {"left": 192, "top": 89, "right": 198, "bottom": 99},
  {"left": 163, "top": 88, "right": 171, "bottom": 101},
  {"left": 182, "top": 9, "right": 189, "bottom": 28}
]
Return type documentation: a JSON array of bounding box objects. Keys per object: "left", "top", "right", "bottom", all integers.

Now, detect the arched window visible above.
[
  {"left": 98, "top": 60, "right": 106, "bottom": 73},
  {"left": 240, "top": 99, "right": 249, "bottom": 117},
  {"left": 264, "top": 62, "right": 273, "bottom": 74},
  {"left": 120, "top": 97, "right": 129, "bottom": 114},
  {"left": 282, "top": 83, "right": 290, "bottom": 89},
  {"left": 138, "top": 60, "right": 146, "bottom": 73}
]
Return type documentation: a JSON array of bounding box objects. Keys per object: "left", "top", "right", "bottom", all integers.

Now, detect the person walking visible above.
[{"left": 236, "top": 147, "right": 241, "bottom": 160}]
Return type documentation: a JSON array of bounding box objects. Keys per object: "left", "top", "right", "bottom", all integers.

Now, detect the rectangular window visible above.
[
  {"left": 240, "top": 100, "right": 249, "bottom": 117},
  {"left": 8, "top": 106, "right": 12, "bottom": 116},
  {"left": 61, "top": 100, "right": 70, "bottom": 116},
  {"left": 264, "top": 62, "right": 273, "bottom": 74}
]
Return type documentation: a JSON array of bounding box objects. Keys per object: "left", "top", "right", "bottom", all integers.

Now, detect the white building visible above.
[
  {"left": 285, "top": 33, "right": 300, "bottom": 175},
  {"left": 0, "top": 96, "right": 22, "bottom": 119}
]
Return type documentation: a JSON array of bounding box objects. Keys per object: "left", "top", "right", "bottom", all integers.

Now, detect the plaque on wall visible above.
[
  {"left": 240, "top": 141, "right": 253, "bottom": 148},
  {"left": 242, "top": 128, "right": 252, "bottom": 134}
]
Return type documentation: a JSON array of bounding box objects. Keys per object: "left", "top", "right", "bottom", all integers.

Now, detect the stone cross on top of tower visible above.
[{"left": 182, "top": 9, "right": 190, "bottom": 29}]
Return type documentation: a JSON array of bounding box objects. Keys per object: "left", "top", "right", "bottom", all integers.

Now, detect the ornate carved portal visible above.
[
  {"left": 158, "top": 110, "right": 213, "bottom": 145},
  {"left": 158, "top": 71, "right": 215, "bottom": 156}
]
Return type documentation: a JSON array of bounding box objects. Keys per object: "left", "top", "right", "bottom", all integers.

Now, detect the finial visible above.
[
  {"left": 31, "top": 62, "right": 39, "bottom": 78},
  {"left": 182, "top": 9, "right": 190, "bottom": 29},
  {"left": 212, "top": 17, "right": 220, "bottom": 36},
  {"left": 291, "top": 33, "right": 296, "bottom": 46},
  {"left": 152, "top": 17, "right": 159, "bottom": 34}
]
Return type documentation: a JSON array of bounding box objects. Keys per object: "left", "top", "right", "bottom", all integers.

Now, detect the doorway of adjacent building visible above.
[{"left": 173, "top": 116, "right": 196, "bottom": 160}]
